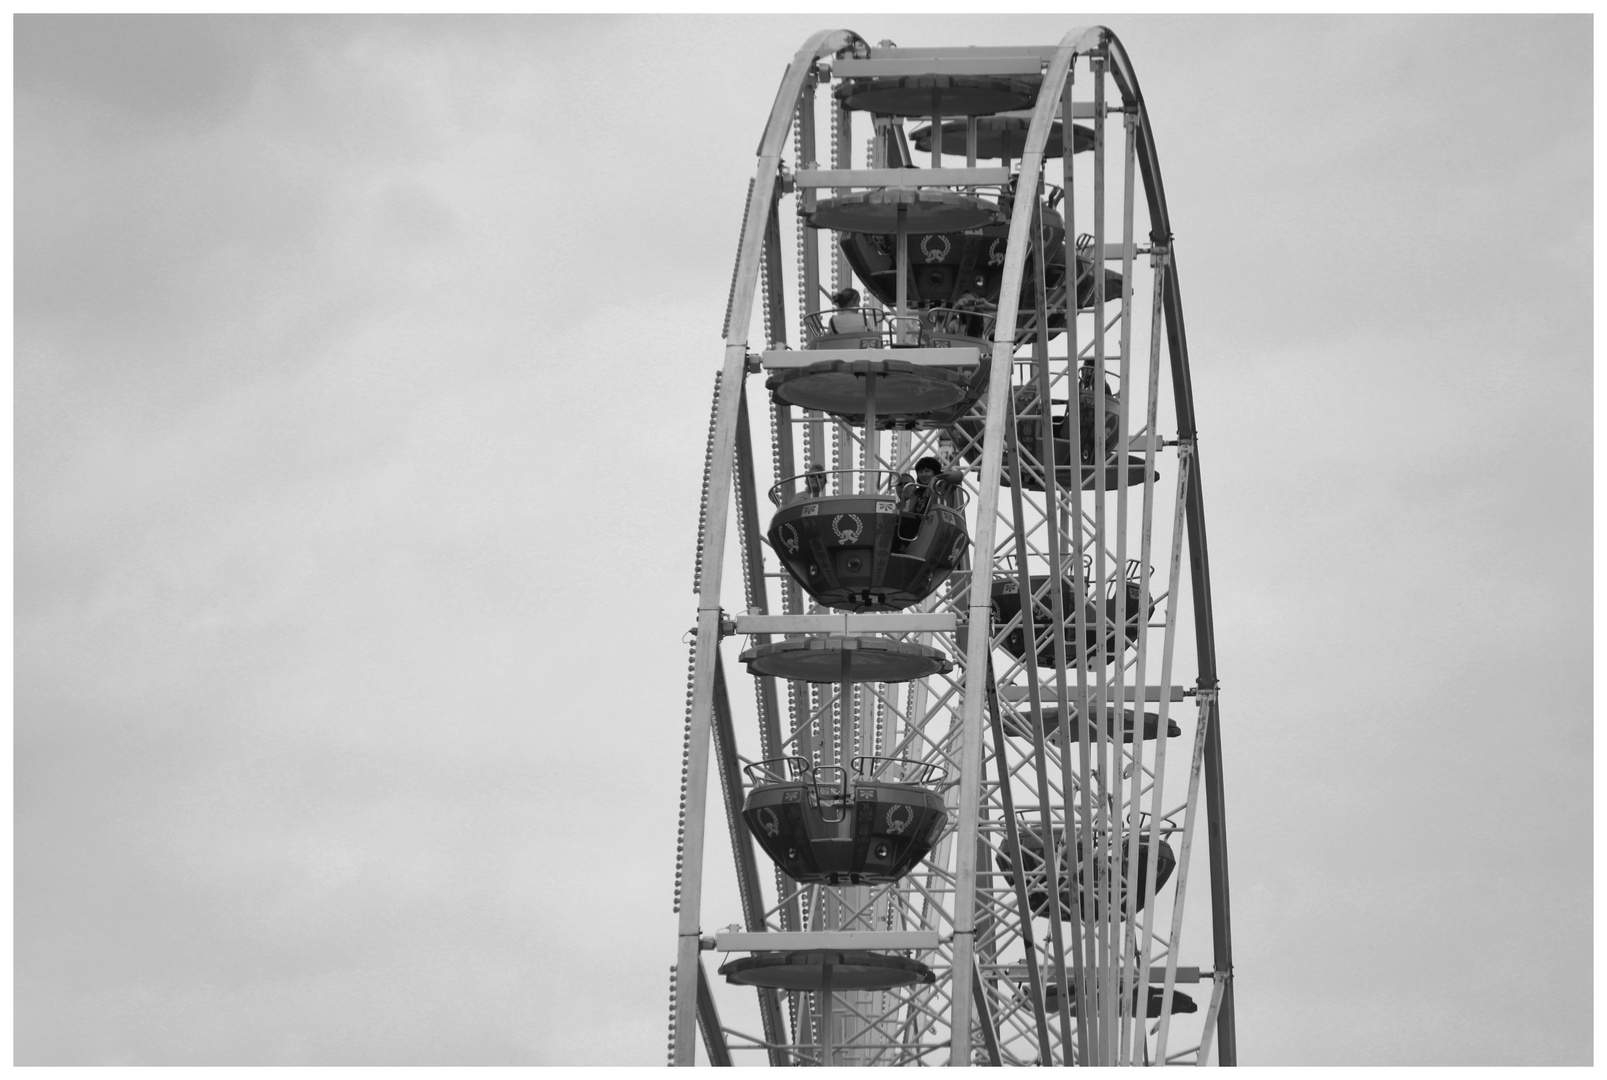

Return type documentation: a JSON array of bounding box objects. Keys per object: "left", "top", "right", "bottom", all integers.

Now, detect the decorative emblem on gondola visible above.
[
  {"left": 801, "top": 503, "right": 819, "bottom": 517},
  {"left": 949, "top": 533, "right": 967, "bottom": 561},
  {"left": 756, "top": 806, "right": 781, "bottom": 837},
  {"left": 885, "top": 803, "right": 915, "bottom": 836},
  {"left": 920, "top": 234, "right": 951, "bottom": 263},
  {"left": 987, "top": 238, "right": 1006, "bottom": 266},
  {"left": 778, "top": 522, "right": 800, "bottom": 554},
  {"left": 831, "top": 514, "right": 864, "bottom": 545}
]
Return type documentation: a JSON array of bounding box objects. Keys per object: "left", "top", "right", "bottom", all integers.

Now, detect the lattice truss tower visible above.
[{"left": 669, "top": 27, "right": 1236, "bottom": 1067}]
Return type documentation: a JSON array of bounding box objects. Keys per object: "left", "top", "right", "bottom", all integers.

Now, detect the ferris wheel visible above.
[{"left": 669, "top": 27, "right": 1235, "bottom": 1067}]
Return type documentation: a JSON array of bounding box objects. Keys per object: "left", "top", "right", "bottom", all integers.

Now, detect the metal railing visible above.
[
  {"left": 768, "top": 468, "right": 909, "bottom": 506},
  {"left": 743, "top": 756, "right": 815, "bottom": 785},
  {"left": 802, "top": 306, "right": 998, "bottom": 348},
  {"left": 991, "top": 557, "right": 1152, "bottom": 601},
  {"left": 851, "top": 755, "right": 948, "bottom": 785},
  {"left": 768, "top": 467, "right": 971, "bottom": 510},
  {"left": 744, "top": 755, "right": 946, "bottom": 787}
]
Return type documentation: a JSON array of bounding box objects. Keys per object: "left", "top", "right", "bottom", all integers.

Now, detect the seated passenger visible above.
[
  {"left": 804, "top": 463, "right": 828, "bottom": 498},
  {"left": 933, "top": 306, "right": 965, "bottom": 336},
  {"left": 953, "top": 291, "right": 990, "bottom": 338},
  {"left": 997, "top": 174, "right": 1019, "bottom": 220},
  {"left": 1077, "top": 363, "right": 1115, "bottom": 464},
  {"left": 828, "top": 287, "right": 869, "bottom": 334},
  {"left": 900, "top": 455, "right": 965, "bottom": 515}
]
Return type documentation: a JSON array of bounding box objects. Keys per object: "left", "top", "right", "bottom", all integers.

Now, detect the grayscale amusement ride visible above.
[{"left": 669, "top": 26, "right": 1236, "bottom": 1066}]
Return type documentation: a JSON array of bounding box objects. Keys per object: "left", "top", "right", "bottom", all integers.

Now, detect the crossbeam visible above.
[
  {"left": 715, "top": 930, "right": 943, "bottom": 952},
  {"left": 863, "top": 45, "right": 1062, "bottom": 60},
  {"left": 734, "top": 613, "right": 959, "bottom": 635},
  {"left": 999, "top": 684, "right": 1187, "bottom": 701},
  {"left": 991, "top": 964, "right": 1206, "bottom": 984},
  {"left": 760, "top": 347, "right": 981, "bottom": 369},
  {"left": 793, "top": 167, "right": 1011, "bottom": 189},
  {"left": 833, "top": 57, "right": 1045, "bottom": 77}
]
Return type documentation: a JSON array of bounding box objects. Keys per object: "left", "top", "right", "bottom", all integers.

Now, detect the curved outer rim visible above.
[
  {"left": 948, "top": 27, "right": 1236, "bottom": 1064},
  {"left": 1102, "top": 31, "right": 1237, "bottom": 1066},
  {"left": 673, "top": 28, "right": 868, "bottom": 1069},
  {"left": 678, "top": 25, "right": 1234, "bottom": 1068}
]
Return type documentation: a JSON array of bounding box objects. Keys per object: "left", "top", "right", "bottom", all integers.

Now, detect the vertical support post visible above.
[
  {"left": 984, "top": 664, "right": 1055, "bottom": 1060},
  {"left": 822, "top": 960, "right": 837, "bottom": 1067},
  {"left": 736, "top": 389, "right": 783, "bottom": 757},
  {"left": 1021, "top": 193, "right": 1081, "bottom": 1060},
  {"left": 1030, "top": 179, "right": 1086, "bottom": 1066},
  {"left": 1060, "top": 59, "right": 1098, "bottom": 1071},
  {"left": 1088, "top": 50, "right": 1117, "bottom": 1065},
  {"left": 1201, "top": 690, "right": 1236, "bottom": 1064},
  {"left": 797, "top": 79, "right": 818, "bottom": 344},
  {"left": 971, "top": 959, "right": 1003, "bottom": 1066},
  {"left": 895, "top": 203, "right": 909, "bottom": 342},
  {"left": 949, "top": 31, "right": 1084, "bottom": 1066},
  {"left": 1111, "top": 99, "right": 1142, "bottom": 1067},
  {"left": 833, "top": 97, "right": 852, "bottom": 290},
  {"left": 863, "top": 376, "right": 878, "bottom": 491},
  {"left": 695, "top": 959, "right": 734, "bottom": 1066},
  {"left": 710, "top": 654, "right": 787, "bottom": 1059},
  {"left": 1129, "top": 251, "right": 1176, "bottom": 1068},
  {"left": 1155, "top": 675, "right": 1211, "bottom": 1064},
  {"left": 1194, "top": 969, "right": 1229, "bottom": 1066},
  {"left": 1004, "top": 385, "right": 1076, "bottom": 1056}
]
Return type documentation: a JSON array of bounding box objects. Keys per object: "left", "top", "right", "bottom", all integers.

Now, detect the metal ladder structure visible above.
[{"left": 670, "top": 26, "right": 1235, "bottom": 1066}]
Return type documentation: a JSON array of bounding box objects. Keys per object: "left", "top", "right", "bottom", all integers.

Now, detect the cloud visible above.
[{"left": 15, "top": 14, "right": 1592, "bottom": 1065}]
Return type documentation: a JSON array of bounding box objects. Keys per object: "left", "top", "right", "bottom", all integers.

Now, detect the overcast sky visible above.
[{"left": 14, "top": 14, "right": 1592, "bottom": 1066}]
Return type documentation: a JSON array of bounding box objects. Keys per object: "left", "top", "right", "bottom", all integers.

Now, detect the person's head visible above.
[
  {"left": 914, "top": 455, "right": 943, "bottom": 481},
  {"left": 831, "top": 287, "right": 860, "bottom": 308}
]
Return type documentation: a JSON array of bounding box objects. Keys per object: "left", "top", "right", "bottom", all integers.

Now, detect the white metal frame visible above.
[{"left": 671, "top": 26, "right": 1236, "bottom": 1067}]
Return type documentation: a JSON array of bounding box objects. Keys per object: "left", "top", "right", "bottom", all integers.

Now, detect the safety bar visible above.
[
  {"left": 812, "top": 766, "right": 849, "bottom": 823},
  {"left": 743, "top": 756, "right": 814, "bottom": 785},
  {"left": 852, "top": 755, "right": 947, "bottom": 785}
]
